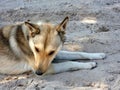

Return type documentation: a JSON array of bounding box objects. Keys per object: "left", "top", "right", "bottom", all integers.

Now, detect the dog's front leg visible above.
[
  {"left": 55, "top": 51, "right": 106, "bottom": 60},
  {"left": 43, "top": 61, "right": 97, "bottom": 75}
]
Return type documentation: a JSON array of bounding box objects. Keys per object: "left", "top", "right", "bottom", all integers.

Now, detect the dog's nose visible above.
[{"left": 35, "top": 70, "right": 43, "bottom": 75}]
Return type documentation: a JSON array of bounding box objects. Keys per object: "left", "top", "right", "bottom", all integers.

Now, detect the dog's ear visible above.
[
  {"left": 25, "top": 22, "right": 40, "bottom": 37},
  {"left": 56, "top": 16, "right": 69, "bottom": 32},
  {"left": 56, "top": 17, "right": 69, "bottom": 43}
]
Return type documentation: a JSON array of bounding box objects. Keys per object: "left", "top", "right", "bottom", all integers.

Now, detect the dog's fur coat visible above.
[{"left": 0, "top": 17, "right": 106, "bottom": 75}]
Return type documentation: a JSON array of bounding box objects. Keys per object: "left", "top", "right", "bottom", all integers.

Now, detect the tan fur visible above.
[{"left": 0, "top": 17, "right": 69, "bottom": 75}]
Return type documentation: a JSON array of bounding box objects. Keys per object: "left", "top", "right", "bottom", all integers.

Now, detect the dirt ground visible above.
[{"left": 0, "top": 0, "right": 120, "bottom": 90}]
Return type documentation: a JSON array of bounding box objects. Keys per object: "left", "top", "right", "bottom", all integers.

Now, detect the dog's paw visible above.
[
  {"left": 96, "top": 53, "right": 106, "bottom": 59},
  {"left": 90, "top": 62, "right": 97, "bottom": 69},
  {"left": 89, "top": 53, "right": 106, "bottom": 60},
  {"left": 89, "top": 62, "right": 97, "bottom": 69},
  {"left": 85, "top": 62, "right": 97, "bottom": 69}
]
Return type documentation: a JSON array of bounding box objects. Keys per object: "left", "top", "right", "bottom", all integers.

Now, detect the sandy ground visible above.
[{"left": 0, "top": 0, "right": 120, "bottom": 90}]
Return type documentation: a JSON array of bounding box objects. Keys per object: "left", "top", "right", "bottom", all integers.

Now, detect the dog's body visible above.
[{"left": 0, "top": 17, "right": 106, "bottom": 75}]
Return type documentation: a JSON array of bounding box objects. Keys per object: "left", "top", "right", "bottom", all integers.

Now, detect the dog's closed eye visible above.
[
  {"left": 48, "top": 51, "right": 55, "bottom": 56},
  {"left": 35, "top": 47, "right": 40, "bottom": 52}
]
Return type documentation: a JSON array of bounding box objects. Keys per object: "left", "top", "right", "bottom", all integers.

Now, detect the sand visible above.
[{"left": 0, "top": 0, "right": 120, "bottom": 90}]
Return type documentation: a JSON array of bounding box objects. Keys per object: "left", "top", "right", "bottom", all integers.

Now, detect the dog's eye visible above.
[
  {"left": 35, "top": 47, "right": 40, "bottom": 52},
  {"left": 48, "top": 51, "right": 55, "bottom": 56}
]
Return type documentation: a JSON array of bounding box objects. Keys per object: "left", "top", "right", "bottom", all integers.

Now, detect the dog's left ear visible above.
[
  {"left": 56, "top": 16, "right": 69, "bottom": 32},
  {"left": 56, "top": 17, "right": 69, "bottom": 43}
]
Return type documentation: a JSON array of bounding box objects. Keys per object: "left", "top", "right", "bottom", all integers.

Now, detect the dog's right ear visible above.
[{"left": 24, "top": 22, "right": 40, "bottom": 37}]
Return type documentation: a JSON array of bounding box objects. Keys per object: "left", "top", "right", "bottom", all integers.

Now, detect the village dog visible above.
[{"left": 0, "top": 17, "right": 106, "bottom": 75}]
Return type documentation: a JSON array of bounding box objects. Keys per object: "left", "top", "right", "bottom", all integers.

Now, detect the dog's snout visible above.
[{"left": 35, "top": 70, "right": 43, "bottom": 75}]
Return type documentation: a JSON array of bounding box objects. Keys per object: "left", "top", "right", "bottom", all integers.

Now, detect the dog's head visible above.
[{"left": 24, "top": 17, "right": 69, "bottom": 75}]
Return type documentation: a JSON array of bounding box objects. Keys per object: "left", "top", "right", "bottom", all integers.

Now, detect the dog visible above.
[{"left": 0, "top": 16, "right": 106, "bottom": 75}]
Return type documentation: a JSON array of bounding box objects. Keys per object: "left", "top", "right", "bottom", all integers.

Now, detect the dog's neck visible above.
[{"left": 9, "top": 24, "right": 34, "bottom": 60}]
